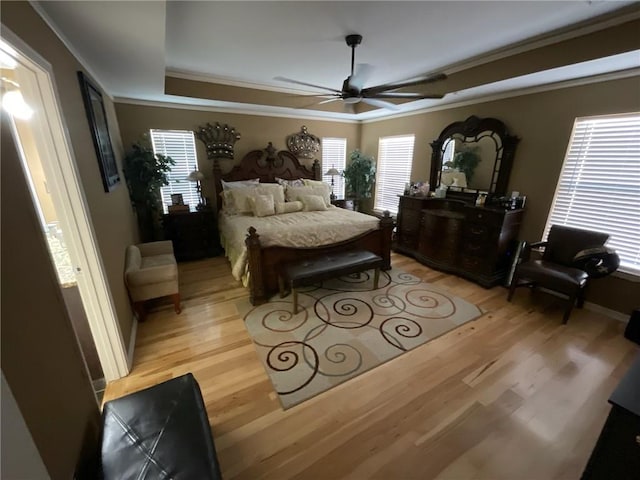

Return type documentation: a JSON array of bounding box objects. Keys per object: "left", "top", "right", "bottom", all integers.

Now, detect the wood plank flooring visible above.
[{"left": 103, "top": 253, "right": 638, "bottom": 479}]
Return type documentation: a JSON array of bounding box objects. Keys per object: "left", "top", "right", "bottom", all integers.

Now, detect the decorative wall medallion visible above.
[
  {"left": 195, "top": 122, "right": 241, "bottom": 159},
  {"left": 286, "top": 125, "right": 320, "bottom": 159}
]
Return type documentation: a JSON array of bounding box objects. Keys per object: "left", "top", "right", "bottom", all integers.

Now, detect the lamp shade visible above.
[
  {"left": 186, "top": 170, "right": 205, "bottom": 182},
  {"left": 325, "top": 168, "right": 340, "bottom": 176}
]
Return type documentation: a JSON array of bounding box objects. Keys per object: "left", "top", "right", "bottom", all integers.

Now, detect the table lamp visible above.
[
  {"left": 186, "top": 170, "right": 206, "bottom": 210},
  {"left": 325, "top": 167, "right": 340, "bottom": 201}
]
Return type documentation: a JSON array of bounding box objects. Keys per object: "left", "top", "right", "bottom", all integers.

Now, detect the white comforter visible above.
[{"left": 218, "top": 206, "right": 380, "bottom": 283}]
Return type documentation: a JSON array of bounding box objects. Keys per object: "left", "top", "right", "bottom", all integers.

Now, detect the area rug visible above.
[{"left": 237, "top": 268, "right": 483, "bottom": 409}]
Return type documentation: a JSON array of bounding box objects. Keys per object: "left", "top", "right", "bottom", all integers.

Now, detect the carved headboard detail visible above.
[{"left": 213, "top": 142, "right": 322, "bottom": 210}]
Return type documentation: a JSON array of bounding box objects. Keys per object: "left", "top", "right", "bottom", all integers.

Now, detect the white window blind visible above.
[
  {"left": 544, "top": 112, "right": 640, "bottom": 276},
  {"left": 374, "top": 135, "right": 415, "bottom": 214},
  {"left": 150, "top": 129, "right": 200, "bottom": 213},
  {"left": 322, "top": 137, "right": 346, "bottom": 199}
]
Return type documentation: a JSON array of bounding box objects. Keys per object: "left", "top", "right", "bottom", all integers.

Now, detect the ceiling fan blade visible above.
[
  {"left": 348, "top": 63, "right": 374, "bottom": 92},
  {"left": 362, "top": 72, "right": 447, "bottom": 95},
  {"left": 274, "top": 76, "right": 342, "bottom": 94},
  {"left": 361, "top": 97, "right": 400, "bottom": 111},
  {"left": 297, "top": 97, "right": 341, "bottom": 109},
  {"left": 370, "top": 92, "right": 445, "bottom": 100}
]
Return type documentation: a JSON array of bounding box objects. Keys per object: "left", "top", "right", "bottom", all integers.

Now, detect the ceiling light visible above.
[
  {"left": 2, "top": 90, "right": 33, "bottom": 119},
  {"left": 343, "top": 96, "right": 362, "bottom": 104}
]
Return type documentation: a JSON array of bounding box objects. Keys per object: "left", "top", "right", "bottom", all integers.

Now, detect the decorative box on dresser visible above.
[
  {"left": 395, "top": 195, "right": 523, "bottom": 287},
  {"left": 162, "top": 210, "right": 222, "bottom": 262}
]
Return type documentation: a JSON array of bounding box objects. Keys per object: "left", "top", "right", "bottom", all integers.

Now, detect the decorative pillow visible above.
[
  {"left": 285, "top": 185, "right": 331, "bottom": 206},
  {"left": 248, "top": 194, "right": 276, "bottom": 217},
  {"left": 255, "top": 183, "right": 285, "bottom": 205},
  {"left": 220, "top": 191, "right": 238, "bottom": 215},
  {"left": 228, "top": 187, "right": 263, "bottom": 214},
  {"left": 275, "top": 201, "right": 303, "bottom": 214},
  {"left": 276, "top": 177, "right": 305, "bottom": 188},
  {"left": 221, "top": 178, "right": 259, "bottom": 190},
  {"left": 300, "top": 195, "right": 328, "bottom": 211},
  {"left": 303, "top": 179, "right": 328, "bottom": 187},
  {"left": 573, "top": 246, "right": 620, "bottom": 278}
]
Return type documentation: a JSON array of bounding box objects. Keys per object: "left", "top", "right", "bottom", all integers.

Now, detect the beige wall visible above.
[
  {"left": 115, "top": 103, "right": 361, "bottom": 208},
  {"left": 361, "top": 76, "right": 640, "bottom": 313},
  {"left": 2, "top": 112, "right": 100, "bottom": 479},
  {"left": 2, "top": 2, "right": 138, "bottom": 345}
]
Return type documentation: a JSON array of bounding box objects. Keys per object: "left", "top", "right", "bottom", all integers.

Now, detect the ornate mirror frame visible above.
[{"left": 429, "top": 115, "right": 520, "bottom": 195}]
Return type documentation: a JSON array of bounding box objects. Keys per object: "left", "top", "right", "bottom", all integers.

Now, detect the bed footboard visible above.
[{"left": 245, "top": 211, "right": 394, "bottom": 305}]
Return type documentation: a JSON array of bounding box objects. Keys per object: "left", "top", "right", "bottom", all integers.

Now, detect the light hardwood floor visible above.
[{"left": 104, "top": 253, "right": 638, "bottom": 480}]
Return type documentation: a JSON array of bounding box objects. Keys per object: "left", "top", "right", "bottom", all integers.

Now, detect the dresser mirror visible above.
[{"left": 430, "top": 116, "right": 520, "bottom": 195}]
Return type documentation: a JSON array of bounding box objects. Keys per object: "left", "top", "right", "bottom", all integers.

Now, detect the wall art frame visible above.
[{"left": 77, "top": 71, "right": 120, "bottom": 192}]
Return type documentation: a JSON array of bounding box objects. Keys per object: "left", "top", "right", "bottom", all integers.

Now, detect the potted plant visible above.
[
  {"left": 448, "top": 146, "right": 481, "bottom": 185},
  {"left": 342, "top": 150, "right": 376, "bottom": 212},
  {"left": 123, "top": 139, "right": 175, "bottom": 242}
]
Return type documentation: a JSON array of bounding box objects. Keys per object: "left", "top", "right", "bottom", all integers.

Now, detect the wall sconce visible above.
[
  {"left": 186, "top": 170, "right": 207, "bottom": 210},
  {"left": 325, "top": 167, "right": 340, "bottom": 201}
]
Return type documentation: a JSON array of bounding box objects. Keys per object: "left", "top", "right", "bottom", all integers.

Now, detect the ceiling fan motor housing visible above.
[{"left": 345, "top": 34, "right": 362, "bottom": 48}]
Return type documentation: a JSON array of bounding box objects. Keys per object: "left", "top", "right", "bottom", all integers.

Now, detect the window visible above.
[
  {"left": 544, "top": 112, "right": 640, "bottom": 276},
  {"left": 150, "top": 129, "right": 199, "bottom": 213},
  {"left": 322, "top": 137, "right": 346, "bottom": 199},
  {"left": 374, "top": 135, "right": 415, "bottom": 214}
]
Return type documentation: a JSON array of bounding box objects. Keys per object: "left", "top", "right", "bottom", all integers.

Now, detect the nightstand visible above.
[
  {"left": 331, "top": 199, "right": 354, "bottom": 211},
  {"left": 162, "top": 210, "right": 222, "bottom": 262}
]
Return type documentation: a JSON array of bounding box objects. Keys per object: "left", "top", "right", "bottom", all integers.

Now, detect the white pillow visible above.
[
  {"left": 248, "top": 194, "right": 276, "bottom": 217},
  {"left": 221, "top": 178, "right": 259, "bottom": 190},
  {"left": 275, "top": 201, "right": 303, "bottom": 214},
  {"left": 285, "top": 185, "right": 331, "bottom": 206},
  {"left": 300, "top": 195, "right": 328, "bottom": 211},
  {"left": 303, "top": 179, "right": 328, "bottom": 187},
  {"left": 255, "top": 184, "right": 285, "bottom": 205}
]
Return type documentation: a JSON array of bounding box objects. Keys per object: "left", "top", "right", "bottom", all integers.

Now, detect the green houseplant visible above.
[
  {"left": 123, "top": 139, "right": 175, "bottom": 242},
  {"left": 342, "top": 150, "right": 376, "bottom": 212},
  {"left": 447, "top": 147, "right": 481, "bottom": 185}
]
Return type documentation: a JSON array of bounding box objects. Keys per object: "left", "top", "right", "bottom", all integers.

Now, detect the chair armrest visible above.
[
  {"left": 520, "top": 240, "right": 547, "bottom": 261},
  {"left": 138, "top": 240, "right": 174, "bottom": 257}
]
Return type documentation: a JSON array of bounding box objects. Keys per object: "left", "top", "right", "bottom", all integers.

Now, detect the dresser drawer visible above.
[
  {"left": 465, "top": 207, "right": 505, "bottom": 227},
  {"left": 459, "top": 254, "right": 490, "bottom": 273}
]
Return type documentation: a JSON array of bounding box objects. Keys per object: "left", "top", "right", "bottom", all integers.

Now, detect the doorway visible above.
[{"left": 1, "top": 28, "right": 129, "bottom": 389}]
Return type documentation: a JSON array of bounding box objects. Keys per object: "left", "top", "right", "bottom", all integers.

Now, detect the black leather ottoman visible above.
[{"left": 100, "top": 373, "right": 222, "bottom": 480}]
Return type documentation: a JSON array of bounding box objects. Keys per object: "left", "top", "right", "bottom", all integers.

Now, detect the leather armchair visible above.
[
  {"left": 507, "top": 225, "right": 613, "bottom": 324},
  {"left": 124, "top": 240, "right": 181, "bottom": 321}
]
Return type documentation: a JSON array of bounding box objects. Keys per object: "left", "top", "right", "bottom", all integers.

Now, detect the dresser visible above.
[
  {"left": 395, "top": 195, "right": 523, "bottom": 287},
  {"left": 162, "top": 211, "right": 222, "bottom": 262}
]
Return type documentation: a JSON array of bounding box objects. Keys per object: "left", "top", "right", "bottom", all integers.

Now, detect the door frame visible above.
[{"left": 1, "top": 27, "right": 129, "bottom": 381}]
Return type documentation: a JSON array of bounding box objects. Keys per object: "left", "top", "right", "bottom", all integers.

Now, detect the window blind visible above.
[
  {"left": 150, "top": 129, "right": 200, "bottom": 213},
  {"left": 374, "top": 135, "right": 415, "bottom": 214},
  {"left": 322, "top": 137, "right": 346, "bottom": 198},
  {"left": 544, "top": 112, "right": 640, "bottom": 276}
]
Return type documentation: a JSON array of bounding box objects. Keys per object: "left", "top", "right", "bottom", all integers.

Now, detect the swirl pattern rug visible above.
[{"left": 238, "top": 268, "right": 482, "bottom": 409}]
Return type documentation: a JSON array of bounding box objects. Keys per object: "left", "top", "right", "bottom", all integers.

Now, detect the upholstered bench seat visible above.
[
  {"left": 100, "top": 373, "right": 222, "bottom": 480},
  {"left": 279, "top": 249, "right": 384, "bottom": 313}
]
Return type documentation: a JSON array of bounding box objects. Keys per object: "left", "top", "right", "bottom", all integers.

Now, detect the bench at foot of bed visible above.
[{"left": 278, "top": 249, "right": 383, "bottom": 313}]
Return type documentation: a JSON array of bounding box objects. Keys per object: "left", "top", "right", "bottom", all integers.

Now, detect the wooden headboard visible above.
[{"left": 213, "top": 142, "right": 322, "bottom": 210}]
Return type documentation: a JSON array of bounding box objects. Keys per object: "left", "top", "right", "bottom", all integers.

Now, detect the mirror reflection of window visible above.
[{"left": 442, "top": 138, "right": 455, "bottom": 167}]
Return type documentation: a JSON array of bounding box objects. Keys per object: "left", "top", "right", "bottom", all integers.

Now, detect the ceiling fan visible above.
[{"left": 275, "top": 34, "right": 447, "bottom": 111}]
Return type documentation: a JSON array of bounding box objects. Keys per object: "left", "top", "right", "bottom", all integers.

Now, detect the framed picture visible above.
[{"left": 77, "top": 71, "right": 120, "bottom": 192}]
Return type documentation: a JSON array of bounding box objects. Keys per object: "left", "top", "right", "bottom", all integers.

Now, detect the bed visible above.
[{"left": 213, "top": 143, "right": 394, "bottom": 305}]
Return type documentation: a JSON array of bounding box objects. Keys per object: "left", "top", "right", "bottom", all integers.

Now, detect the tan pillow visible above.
[
  {"left": 275, "top": 201, "right": 303, "bottom": 214},
  {"left": 285, "top": 185, "right": 331, "bottom": 206},
  {"left": 276, "top": 177, "right": 305, "bottom": 187},
  {"left": 300, "top": 195, "right": 328, "bottom": 211},
  {"left": 221, "top": 178, "right": 259, "bottom": 190},
  {"left": 256, "top": 184, "right": 285, "bottom": 204},
  {"left": 229, "top": 187, "right": 261, "bottom": 213},
  {"left": 248, "top": 194, "right": 276, "bottom": 217}
]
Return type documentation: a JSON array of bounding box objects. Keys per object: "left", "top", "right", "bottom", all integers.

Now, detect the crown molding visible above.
[
  {"left": 361, "top": 67, "right": 640, "bottom": 124},
  {"left": 113, "top": 96, "right": 359, "bottom": 124},
  {"left": 29, "top": 0, "right": 113, "bottom": 100}
]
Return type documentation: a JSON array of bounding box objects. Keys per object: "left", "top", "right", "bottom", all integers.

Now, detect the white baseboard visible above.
[
  {"left": 584, "top": 302, "right": 629, "bottom": 323},
  {"left": 127, "top": 316, "right": 138, "bottom": 369}
]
